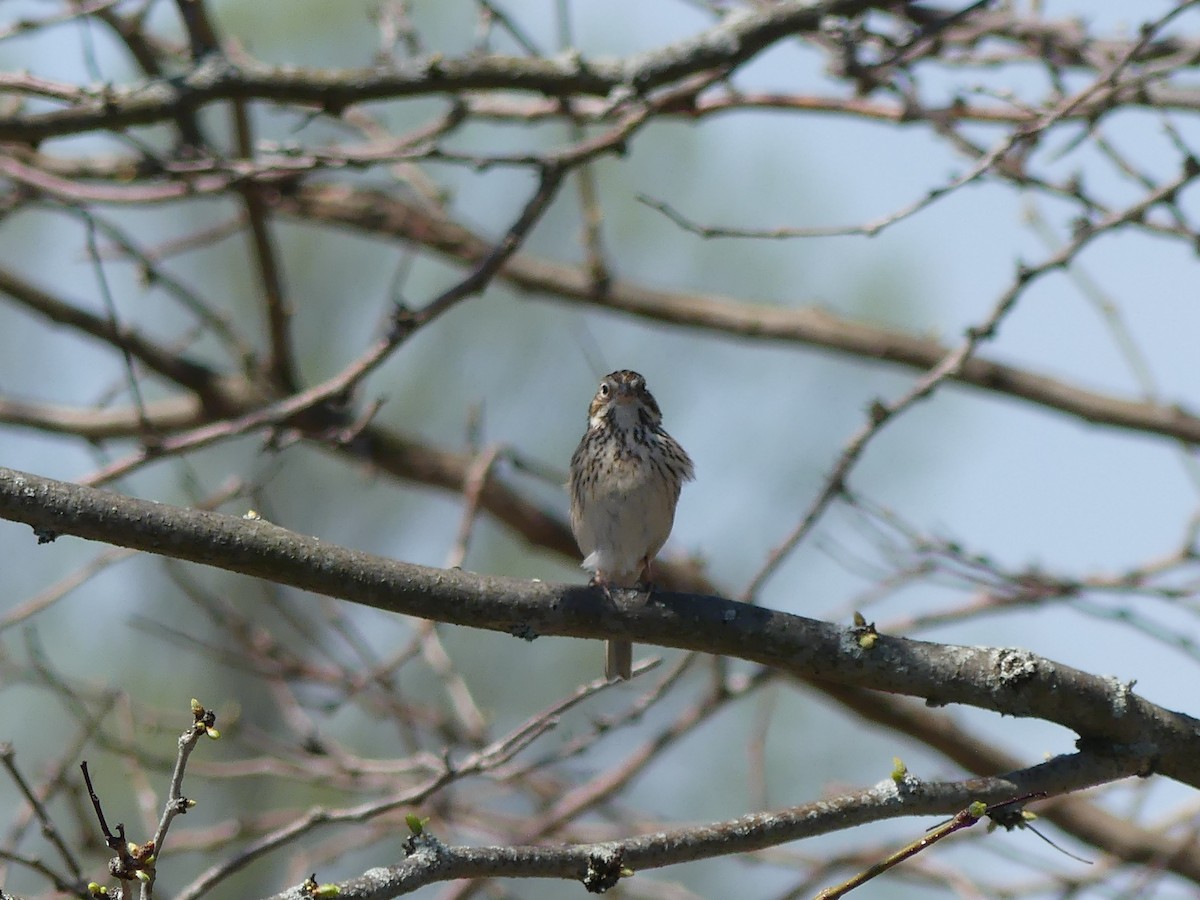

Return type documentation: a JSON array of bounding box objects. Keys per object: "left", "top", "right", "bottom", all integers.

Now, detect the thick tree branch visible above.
[{"left": 1, "top": 466, "right": 1195, "bottom": 790}]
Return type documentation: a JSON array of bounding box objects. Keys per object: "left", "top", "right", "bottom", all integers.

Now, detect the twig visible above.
[
  {"left": 0, "top": 744, "right": 83, "bottom": 884},
  {"left": 813, "top": 793, "right": 1046, "bottom": 899},
  {"left": 141, "top": 700, "right": 218, "bottom": 899}
]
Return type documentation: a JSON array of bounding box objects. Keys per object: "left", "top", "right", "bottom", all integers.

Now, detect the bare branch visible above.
[{"left": 0, "top": 466, "right": 1194, "bottom": 789}]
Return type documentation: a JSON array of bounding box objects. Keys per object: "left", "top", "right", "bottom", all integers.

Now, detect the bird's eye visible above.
[{"left": 599, "top": 383, "right": 610, "bottom": 398}]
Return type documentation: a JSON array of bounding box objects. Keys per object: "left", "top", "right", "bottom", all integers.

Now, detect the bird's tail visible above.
[{"left": 606, "top": 639, "right": 633, "bottom": 681}]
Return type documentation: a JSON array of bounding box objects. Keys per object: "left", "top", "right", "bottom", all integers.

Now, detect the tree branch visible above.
[
  {"left": 0, "top": 0, "right": 884, "bottom": 144},
  {"left": 280, "top": 184, "right": 1200, "bottom": 447},
  {"left": 256, "top": 749, "right": 1147, "bottom": 899},
  {"left": 0, "top": 466, "right": 1195, "bottom": 789}
]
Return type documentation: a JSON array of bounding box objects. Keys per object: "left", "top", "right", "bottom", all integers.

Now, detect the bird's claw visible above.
[{"left": 589, "top": 573, "right": 615, "bottom": 601}]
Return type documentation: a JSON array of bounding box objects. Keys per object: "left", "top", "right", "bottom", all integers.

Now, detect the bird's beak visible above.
[{"left": 614, "top": 384, "right": 635, "bottom": 404}]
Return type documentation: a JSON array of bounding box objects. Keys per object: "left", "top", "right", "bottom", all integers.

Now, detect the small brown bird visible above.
[{"left": 567, "top": 370, "right": 694, "bottom": 680}]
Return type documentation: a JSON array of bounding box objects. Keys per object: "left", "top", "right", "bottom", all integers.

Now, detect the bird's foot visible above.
[{"left": 588, "top": 573, "right": 615, "bottom": 601}]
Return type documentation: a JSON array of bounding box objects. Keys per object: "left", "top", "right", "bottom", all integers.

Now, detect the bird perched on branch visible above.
[{"left": 568, "top": 370, "right": 694, "bottom": 680}]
